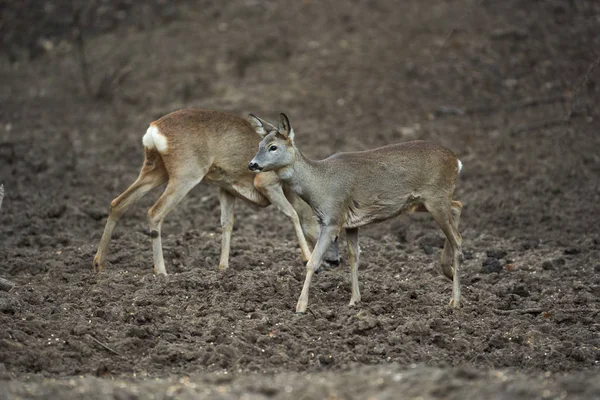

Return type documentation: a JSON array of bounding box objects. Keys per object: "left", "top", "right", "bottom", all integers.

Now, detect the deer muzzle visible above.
[{"left": 248, "top": 161, "right": 263, "bottom": 172}]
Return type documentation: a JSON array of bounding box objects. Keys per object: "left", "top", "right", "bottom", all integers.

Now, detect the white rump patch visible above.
[
  {"left": 457, "top": 159, "right": 463, "bottom": 173},
  {"left": 142, "top": 125, "right": 168, "bottom": 153}
]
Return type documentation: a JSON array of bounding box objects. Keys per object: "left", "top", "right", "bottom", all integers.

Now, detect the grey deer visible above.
[
  {"left": 93, "top": 109, "right": 339, "bottom": 275},
  {"left": 248, "top": 113, "right": 464, "bottom": 313}
]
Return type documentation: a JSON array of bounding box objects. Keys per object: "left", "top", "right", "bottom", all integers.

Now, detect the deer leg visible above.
[
  {"left": 93, "top": 161, "right": 167, "bottom": 272},
  {"left": 282, "top": 185, "right": 341, "bottom": 267},
  {"left": 255, "top": 175, "right": 313, "bottom": 262},
  {"left": 346, "top": 227, "right": 361, "bottom": 306},
  {"left": 296, "top": 224, "right": 339, "bottom": 314},
  {"left": 440, "top": 200, "right": 463, "bottom": 280},
  {"left": 426, "top": 201, "right": 463, "bottom": 308},
  {"left": 147, "top": 173, "right": 204, "bottom": 275},
  {"left": 217, "top": 188, "right": 236, "bottom": 271}
]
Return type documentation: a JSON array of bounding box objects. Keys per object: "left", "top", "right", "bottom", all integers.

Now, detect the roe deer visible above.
[
  {"left": 93, "top": 109, "right": 339, "bottom": 275},
  {"left": 248, "top": 113, "right": 464, "bottom": 313}
]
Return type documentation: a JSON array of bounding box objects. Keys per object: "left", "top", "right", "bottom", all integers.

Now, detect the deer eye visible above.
[{"left": 269, "top": 145, "right": 278, "bottom": 152}]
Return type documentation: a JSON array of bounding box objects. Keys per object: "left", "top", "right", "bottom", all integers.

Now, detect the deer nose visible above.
[{"left": 248, "top": 162, "right": 262, "bottom": 172}]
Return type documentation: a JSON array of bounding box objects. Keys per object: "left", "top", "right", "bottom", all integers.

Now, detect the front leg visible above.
[
  {"left": 296, "top": 224, "right": 339, "bottom": 314},
  {"left": 218, "top": 188, "right": 236, "bottom": 271},
  {"left": 345, "top": 227, "right": 361, "bottom": 306},
  {"left": 255, "top": 174, "right": 313, "bottom": 262}
]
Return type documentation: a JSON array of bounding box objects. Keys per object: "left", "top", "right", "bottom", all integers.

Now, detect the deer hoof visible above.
[
  {"left": 323, "top": 258, "right": 340, "bottom": 268},
  {"left": 93, "top": 257, "right": 106, "bottom": 273},
  {"left": 348, "top": 298, "right": 361, "bottom": 307}
]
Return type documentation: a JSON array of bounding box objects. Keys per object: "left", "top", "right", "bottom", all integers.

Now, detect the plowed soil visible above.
[{"left": 1, "top": 0, "right": 599, "bottom": 398}]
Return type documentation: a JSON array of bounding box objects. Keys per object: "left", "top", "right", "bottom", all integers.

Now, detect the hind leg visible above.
[
  {"left": 147, "top": 171, "right": 205, "bottom": 275},
  {"left": 93, "top": 157, "right": 167, "bottom": 272},
  {"left": 425, "top": 200, "right": 463, "bottom": 308},
  {"left": 440, "top": 200, "right": 463, "bottom": 280}
]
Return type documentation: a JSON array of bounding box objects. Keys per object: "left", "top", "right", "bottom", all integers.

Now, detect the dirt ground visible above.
[{"left": 1, "top": 0, "right": 599, "bottom": 398}]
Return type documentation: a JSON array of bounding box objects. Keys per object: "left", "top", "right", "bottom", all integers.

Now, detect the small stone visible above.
[
  {"left": 481, "top": 258, "right": 502, "bottom": 274},
  {"left": 554, "top": 258, "right": 566, "bottom": 267},
  {"left": 318, "top": 354, "right": 334, "bottom": 365},
  {"left": 512, "top": 285, "right": 529, "bottom": 297},
  {"left": 542, "top": 260, "right": 554, "bottom": 270},
  {"left": 418, "top": 234, "right": 445, "bottom": 249},
  {"left": 486, "top": 249, "right": 507, "bottom": 259},
  {"left": 521, "top": 241, "right": 538, "bottom": 250},
  {"left": 240, "top": 303, "right": 255, "bottom": 313},
  {"left": 422, "top": 245, "right": 436, "bottom": 255}
]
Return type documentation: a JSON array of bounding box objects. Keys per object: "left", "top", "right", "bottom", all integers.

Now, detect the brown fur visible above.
[{"left": 93, "top": 109, "right": 339, "bottom": 276}]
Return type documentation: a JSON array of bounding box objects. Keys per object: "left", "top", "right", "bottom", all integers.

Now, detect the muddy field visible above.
[{"left": 1, "top": 0, "right": 599, "bottom": 398}]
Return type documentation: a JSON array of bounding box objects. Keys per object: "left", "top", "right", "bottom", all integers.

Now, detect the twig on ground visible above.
[
  {"left": 433, "top": 95, "right": 568, "bottom": 118},
  {"left": 493, "top": 308, "right": 599, "bottom": 316},
  {"left": 0, "top": 184, "right": 4, "bottom": 212},
  {"left": 433, "top": 0, "right": 486, "bottom": 59},
  {"left": 509, "top": 118, "right": 569, "bottom": 135},
  {"left": 0, "top": 277, "right": 16, "bottom": 292},
  {"left": 87, "top": 334, "right": 127, "bottom": 358}
]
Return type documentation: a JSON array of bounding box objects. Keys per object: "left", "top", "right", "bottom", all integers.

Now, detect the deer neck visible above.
[{"left": 277, "top": 148, "right": 320, "bottom": 199}]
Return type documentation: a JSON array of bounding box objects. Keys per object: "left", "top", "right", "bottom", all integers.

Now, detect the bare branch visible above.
[
  {"left": 433, "top": 0, "right": 486, "bottom": 58},
  {"left": 513, "top": 52, "right": 600, "bottom": 137},
  {"left": 433, "top": 95, "right": 568, "bottom": 118},
  {"left": 86, "top": 334, "right": 127, "bottom": 359},
  {"left": 72, "top": 4, "right": 93, "bottom": 98}
]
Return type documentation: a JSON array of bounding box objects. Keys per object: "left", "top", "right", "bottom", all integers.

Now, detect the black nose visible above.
[{"left": 248, "top": 162, "right": 262, "bottom": 171}]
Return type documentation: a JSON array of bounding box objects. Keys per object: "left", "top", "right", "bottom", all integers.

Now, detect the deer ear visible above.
[
  {"left": 278, "top": 113, "right": 295, "bottom": 141},
  {"left": 248, "top": 114, "right": 277, "bottom": 138}
]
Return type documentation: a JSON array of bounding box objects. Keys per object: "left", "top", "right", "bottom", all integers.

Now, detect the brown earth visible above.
[{"left": 0, "top": 0, "right": 599, "bottom": 399}]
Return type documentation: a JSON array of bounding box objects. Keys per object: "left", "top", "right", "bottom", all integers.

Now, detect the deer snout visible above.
[{"left": 248, "top": 161, "right": 262, "bottom": 172}]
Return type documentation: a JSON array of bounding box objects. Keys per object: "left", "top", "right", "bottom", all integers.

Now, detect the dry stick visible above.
[
  {"left": 72, "top": 5, "right": 93, "bottom": 98},
  {"left": 86, "top": 334, "right": 127, "bottom": 359},
  {"left": 0, "top": 183, "right": 4, "bottom": 212},
  {"left": 511, "top": 52, "right": 600, "bottom": 135},
  {"left": 432, "top": 0, "right": 486, "bottom": 60},
  {"left": 493, "top": 308, "right": 600, "bottom": 316},
  {"left": 0, "top": 277, "right": 16, "bottom": 292},
  {"left": 434, "top": 95, "right": 568, "bottom": 118}
]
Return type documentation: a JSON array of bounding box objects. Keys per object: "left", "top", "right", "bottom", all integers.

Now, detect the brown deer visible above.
[
  {"left": 248, "top": 113, "right": 464, "bottom": 313},
  {"left": 93, "top": 109, "right": 339, "bottom": 275}
]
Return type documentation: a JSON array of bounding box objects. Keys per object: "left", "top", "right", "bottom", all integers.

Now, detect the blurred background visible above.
[{"left": 1, "top": 0, "right": 598, "bottom": 249}]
